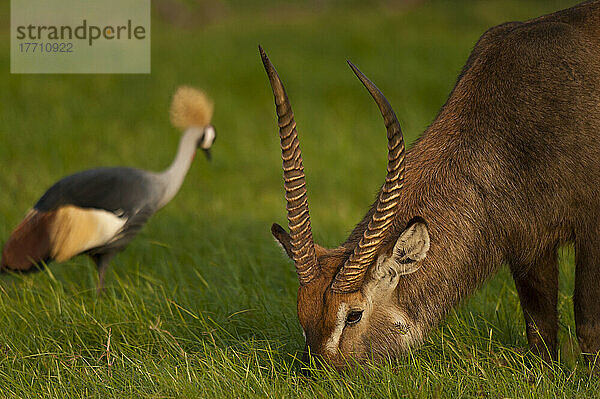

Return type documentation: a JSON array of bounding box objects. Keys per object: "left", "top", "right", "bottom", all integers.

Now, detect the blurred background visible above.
[{"left": 0, "top": 0, "right": 577, "bottom": 242}]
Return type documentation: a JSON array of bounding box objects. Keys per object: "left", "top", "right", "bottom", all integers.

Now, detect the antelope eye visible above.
[{"left": 346, "top": 310, "right": 363, "bottom": 325}]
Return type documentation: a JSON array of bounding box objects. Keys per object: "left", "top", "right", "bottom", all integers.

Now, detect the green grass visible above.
[{"left": 1, "top": 0, "right": 598, "bottom": 397}]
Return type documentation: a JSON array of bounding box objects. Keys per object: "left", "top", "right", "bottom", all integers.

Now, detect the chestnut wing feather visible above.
[{"left": 1, "top": 210, "right": 54, "bottom": 271}]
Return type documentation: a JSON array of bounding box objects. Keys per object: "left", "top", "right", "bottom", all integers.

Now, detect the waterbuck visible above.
[{"left": 260, "top": 0, "right": 600, "bottom": 369}]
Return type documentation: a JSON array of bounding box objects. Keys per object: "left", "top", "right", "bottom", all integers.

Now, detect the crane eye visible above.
[{"left": 346, "top": 310, "right": 363, "bottom": 325}]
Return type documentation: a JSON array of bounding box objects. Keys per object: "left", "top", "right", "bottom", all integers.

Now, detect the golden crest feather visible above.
[{"left": 169, "top": 86, "right": 214, "bottom": 130}]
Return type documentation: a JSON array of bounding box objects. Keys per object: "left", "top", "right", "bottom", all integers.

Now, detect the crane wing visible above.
[
  {"left": 34, "top": 167, "right": 158, "bottom": 218},
  {"left": 85, "top": 205, "right": 155, "bottom": 255}
]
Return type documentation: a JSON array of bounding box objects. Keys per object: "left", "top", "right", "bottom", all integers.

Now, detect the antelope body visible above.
[
  {"left": 1, "top": 87, "right": 216, "bottom": 293},
  {"left": 262, "top": 0, "right": 600, "bottom": 369}
]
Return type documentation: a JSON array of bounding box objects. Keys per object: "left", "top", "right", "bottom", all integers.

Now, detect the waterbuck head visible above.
[{"left": 260, "top": 47, "right": 431, "bottom": 368}]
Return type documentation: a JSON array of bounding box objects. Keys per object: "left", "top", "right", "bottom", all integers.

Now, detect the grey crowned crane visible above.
[{"left": 1, "top": 86, "right": 216, "bottom": 293}]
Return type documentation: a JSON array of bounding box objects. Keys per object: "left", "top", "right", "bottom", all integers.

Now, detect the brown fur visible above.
[{"left": 272, "top": 1, "right": 600, "bottom": 368}]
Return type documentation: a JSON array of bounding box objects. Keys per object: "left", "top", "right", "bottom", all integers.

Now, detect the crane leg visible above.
[{"left": 92, "top": 253, "right": 115, "bottom": 295}]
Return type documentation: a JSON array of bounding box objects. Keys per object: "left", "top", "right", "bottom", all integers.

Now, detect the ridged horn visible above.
[
  {"left": 331, "top": 61, "right": 406, "bottom": 293},
  {"left": 260, "top": 46, "right": 319, "bottom": 285}
]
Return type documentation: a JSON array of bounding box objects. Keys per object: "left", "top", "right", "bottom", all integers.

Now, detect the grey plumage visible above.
[{"left": 35, "top": 167, "right": 159, "bottom": 218}]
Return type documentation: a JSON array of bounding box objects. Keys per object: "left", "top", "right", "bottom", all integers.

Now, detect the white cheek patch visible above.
[
  {"left": 325, "top": 303, "right": 347, "bottom": 355},
  {"left": 201, "top": 126, "right": 216, "bottom": 149}
]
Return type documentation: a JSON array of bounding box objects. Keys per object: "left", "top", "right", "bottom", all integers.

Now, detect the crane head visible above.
[
  {"left": 170, "top": 85, "right": 216, "bottom": 160},
  {"left": 198, "top": 125, "right": 216, "bottom": 160}
]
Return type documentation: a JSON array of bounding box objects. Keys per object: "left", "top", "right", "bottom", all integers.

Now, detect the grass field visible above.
[{"left": 1, "top": 0, "right": 599, "bottom": 397}]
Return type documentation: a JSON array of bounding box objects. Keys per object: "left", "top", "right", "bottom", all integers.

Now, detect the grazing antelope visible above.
[
  {"left": 1, "top": 86, "right": 216, "bottom": 293},
  {"left": 261, "top": 0, "right": 600, "bottom": 369}
]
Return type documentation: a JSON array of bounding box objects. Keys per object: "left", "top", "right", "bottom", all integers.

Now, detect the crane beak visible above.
[{"left": 202, "top": 148, "right": 212, "bottom": 161}]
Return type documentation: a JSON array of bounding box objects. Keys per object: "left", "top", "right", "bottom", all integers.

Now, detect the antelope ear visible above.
[
  {"left": 374, "top": 218, "right": 430, "bottom": 280},
  {"left": 271, "top": 223, "right": 293, "bottom": 260}
]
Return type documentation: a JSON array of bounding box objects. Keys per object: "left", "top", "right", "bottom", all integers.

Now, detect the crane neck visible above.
[{"left": 156, "top": 128, "right": 201, "bottom": 208}]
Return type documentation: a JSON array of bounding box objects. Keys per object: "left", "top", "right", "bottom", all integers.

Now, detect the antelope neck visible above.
[{"left": 392, "top": 143, "right": 504, "bottom": 336}]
